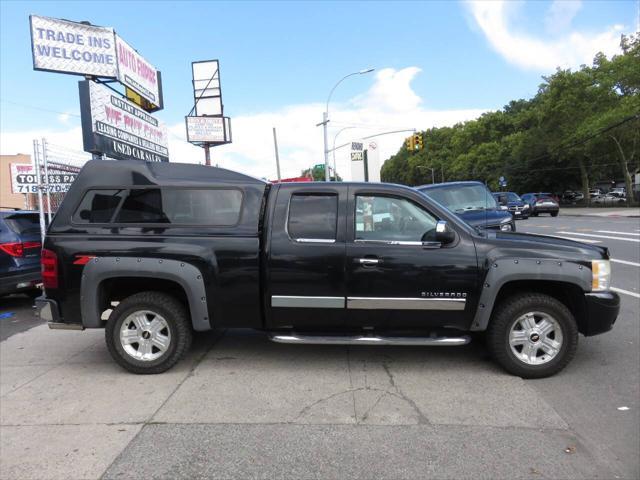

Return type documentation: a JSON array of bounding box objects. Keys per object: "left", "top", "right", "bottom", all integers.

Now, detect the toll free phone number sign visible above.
[{"left": 10, "top": 164, "right": 77, "bottom": 194}]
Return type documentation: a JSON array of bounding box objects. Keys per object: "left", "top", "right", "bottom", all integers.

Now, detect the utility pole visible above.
[{"left": 273, "top": 127, "right": 281, "bottom": 181}]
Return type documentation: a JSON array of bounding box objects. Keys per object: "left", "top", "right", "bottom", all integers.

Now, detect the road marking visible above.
[
  {"left": 611, "top": 287, "right": 640, "bottom": 299},
  {"left": 611, "top": 258, "right": 640, "bottom": 267},
  {"left": 556, "top": 232, "right": 640, "bottom": 243},
  {"left": 551, "top": 235, "right": 602, "bottom": 244},
  {"left": 596, "top": 230, "right": 640, "bottom": 236}
]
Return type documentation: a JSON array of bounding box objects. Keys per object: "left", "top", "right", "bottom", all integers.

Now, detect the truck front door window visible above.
[
  {"left": 288, "top": 194, "right": 338, "bottom": 242},
  {"left": 355, "top": 195, "right": 437, "bottom": 243}
]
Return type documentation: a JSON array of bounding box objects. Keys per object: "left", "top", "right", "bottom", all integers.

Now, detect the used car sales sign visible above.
[
  {"left": 30, "top": 15, "right": 161, "bottom": 108},
  {"left": 79, "top": 80, "right": 169, "bottom": 162}
]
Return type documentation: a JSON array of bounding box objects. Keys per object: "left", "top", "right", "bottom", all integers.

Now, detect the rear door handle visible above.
[{"left": 357, "top": 258, "right": 380, "bottom": 266}]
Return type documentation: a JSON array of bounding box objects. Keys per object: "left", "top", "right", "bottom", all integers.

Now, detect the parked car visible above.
[
  {"left": 562, "top": 190, "right": 584, "bottom": 203},
  {"left": 592, "top": 194, "right": 626, "bottom": 205},
  {"left": 521, "top": 193, "right": 560, "bottom": 217},
  {"left": 0, "top": 210, "right": 42, "bottom": 297},
  {"left": 589, "top": 188, "right": 603, "bottom": 198},
  {"left": 492, "top": 192, "right": 530, "bottom": 220},
  {"left": 36, "top": 160, "right": 620, "bottom": 378},
  {"left": 609, "top": 187, "right": 626, "bottom": 198},
  {"left": 416, "top": 181, "right": 515, "bottom": 232}
]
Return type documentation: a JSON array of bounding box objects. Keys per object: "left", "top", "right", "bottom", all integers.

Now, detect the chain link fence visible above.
[{"left": 32, "top": 138, "right": 92, "bottom": 239}]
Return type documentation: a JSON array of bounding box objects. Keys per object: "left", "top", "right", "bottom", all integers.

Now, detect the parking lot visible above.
[{"left": 1, "top": 213, "right": 638, "bottom": 480}]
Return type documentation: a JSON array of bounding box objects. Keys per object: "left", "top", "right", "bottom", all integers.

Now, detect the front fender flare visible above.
[
  {"left": 470, "top": 257, "right": 591, "bottom": 331},
  {"left": 80, "top": 257, "right": 210, "bottom": 331}
]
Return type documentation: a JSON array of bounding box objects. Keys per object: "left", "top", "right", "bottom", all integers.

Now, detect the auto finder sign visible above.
[
  {"left": 79, "top": 80, "right": 169, "bottom": 162},
  {"left": 115, "top": 35, "right": 161, "bottom": 108}
]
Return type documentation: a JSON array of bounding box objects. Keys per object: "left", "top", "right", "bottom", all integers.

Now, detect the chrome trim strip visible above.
[
  {"left": 295, "top": 238, "right": 336, "bottom": 244},
  {"left": 269, "top": 333, "right": 470, "bottom": 346},
  {"left": 271, "top": 295, "right": 345, "bottom": 308},
  {"left": 347, "top": 297, "right": 466, "bottom": 310},
  {"left": 354, "top": 239, "right": 438, "bottom": 247}
]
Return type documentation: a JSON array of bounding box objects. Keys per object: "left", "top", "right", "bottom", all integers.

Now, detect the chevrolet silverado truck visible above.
[{"left": 36, "top": 160, "right": 619, "bottom": 377}]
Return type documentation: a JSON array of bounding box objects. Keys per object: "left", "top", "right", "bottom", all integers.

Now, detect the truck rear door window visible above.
[
  {"left": 73, "top": 190, "right": 126, "bottom": 223},
  {"left": 288, "top": 194, "right": 338, "bottom": 241},
  {"left": 114, "top": 188, "right": 242, "bottom": 225}
]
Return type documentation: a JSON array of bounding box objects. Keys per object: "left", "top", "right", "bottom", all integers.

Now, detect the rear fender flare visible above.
[
  {"left": 470, "top": 258, "right": 591, "bottom": 331},
  {"left": 80, "top": 257, "right": 210, "bottom": 331}
]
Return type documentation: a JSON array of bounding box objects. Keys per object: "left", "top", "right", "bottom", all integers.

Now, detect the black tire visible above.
[
  {"left": 105, "top": 291, "right": 192, "bottom": 374},
  {"left": 486, "top": 292, "right": 578, "bottom": 379},
  {"left": 532, "top": 212, "right": 538, "bottom": 217},
  {"left": 551, "top": 211, "right": 559, "bottom": 217}
]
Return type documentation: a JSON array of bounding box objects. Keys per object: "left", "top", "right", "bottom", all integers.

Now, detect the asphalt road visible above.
[{"left": 0, "top": 214, "right": 638, "bottom": 479}]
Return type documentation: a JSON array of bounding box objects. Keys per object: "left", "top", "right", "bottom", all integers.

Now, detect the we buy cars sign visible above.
[{"left": 79, "top": 80, "right": 169, "bottom": 162}]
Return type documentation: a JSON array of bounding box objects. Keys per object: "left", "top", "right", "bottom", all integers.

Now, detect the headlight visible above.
[
  {"left": 500, "top": 223, "right": 512, "bottom": 231},
  {"left": 591, "top": 260, "right": 611, "bottom": 291},
  {"left": 523, "top": 204, "right": 530, "bottom": 209}
]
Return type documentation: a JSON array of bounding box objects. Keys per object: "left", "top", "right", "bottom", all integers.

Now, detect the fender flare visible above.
[
  {"left": 80, "top": 256, "right": 210, "bottom": 331},
  {"left": 470, "top": 257, "right": 591, "bottom": 331}
]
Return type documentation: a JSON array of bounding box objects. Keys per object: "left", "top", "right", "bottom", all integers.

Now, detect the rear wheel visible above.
[
  {"left": 105, "top": 291, "right": 192, "bottom": 374},
  {"left": 487, "top": 292, "right": 578, "bottom": 378}
]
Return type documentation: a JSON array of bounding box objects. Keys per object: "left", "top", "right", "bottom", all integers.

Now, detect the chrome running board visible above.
[{"left": 268, "top": 333, "right": 470, "bottom": 346}]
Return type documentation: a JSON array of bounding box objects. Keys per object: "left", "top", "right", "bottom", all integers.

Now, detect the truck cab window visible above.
[
  {"left": 355, "top": 195, "right": 437, "bottom": 242},
  {"left": 288, "top": 194, "right": 338, "bottom": 241}
]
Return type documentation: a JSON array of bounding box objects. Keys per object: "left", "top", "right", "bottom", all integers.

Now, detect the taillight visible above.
[
  {"left": 0, "top": 242, "right": 24, "bottom": 257},
  {"left": 41, "top": 248, "right": 59, "bottom": 289},
  {"left": 0, "top": 241, "right": 41, "bottom": 257}
]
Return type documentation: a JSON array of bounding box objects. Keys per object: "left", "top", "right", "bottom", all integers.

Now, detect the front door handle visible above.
[{"left": 357, "top": 258, "right": 380, "bottom": 266}]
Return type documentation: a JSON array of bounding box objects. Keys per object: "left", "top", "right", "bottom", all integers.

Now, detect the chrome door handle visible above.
[{"left": 357, "top": 258, "right": 380, "bottom": 265}]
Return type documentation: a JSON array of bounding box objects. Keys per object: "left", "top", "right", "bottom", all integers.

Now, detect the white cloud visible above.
[
  {"left": 545, "top": 0, "right": 582, "bottom": 35},
  {"left": 1, "top": 67, "right": 486, "bottom": 181},
  {"left": 467, "top": 0, "right": 627, "bottom": 71}
]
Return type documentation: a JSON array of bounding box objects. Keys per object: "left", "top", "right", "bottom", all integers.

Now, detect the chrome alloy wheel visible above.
[
  {"left": 119, "top": 310, "right": 171, "bottom": 361},
  {"left": 508, "top": 311, "right": 563, "bottom": 366}
]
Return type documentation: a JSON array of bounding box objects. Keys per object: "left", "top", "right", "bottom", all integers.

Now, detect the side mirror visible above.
[
  {"left": 79, "top": 210, "right": 91, "bottom": 220},
  {"left": 435, "top": 220, "right": 455, "bottom": 245}
]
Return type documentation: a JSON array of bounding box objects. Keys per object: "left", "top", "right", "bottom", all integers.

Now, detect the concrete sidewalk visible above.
[
  {"left": 0, "top": 325, "right": 630, "bottom": 480},
  {"left": 560, "top": 207, "right": 640, "bottom": 217}
]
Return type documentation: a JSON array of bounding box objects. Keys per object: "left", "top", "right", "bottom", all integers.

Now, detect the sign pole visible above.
[
  {"left": 42, "top": 138, "right": 52, "bottom": 224},
  {"left": 32, "top": 139, "right": 46, "bottom": 242},
  {"left": 204, "top": 144, "right": 211, "bottom": 166},
  {"left": 273, "top": 127, "right": 281, "bottom": 181}
]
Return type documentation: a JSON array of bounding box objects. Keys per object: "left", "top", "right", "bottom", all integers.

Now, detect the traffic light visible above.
[
  {"left": 414, "top": 133, "right": 423, "bottom": 150},
  {"left": 405, "top": 136, "right": 415, "bottom": 151}
]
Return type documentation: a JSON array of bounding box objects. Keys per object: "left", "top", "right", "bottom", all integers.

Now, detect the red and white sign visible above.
[
  {"left": 115, "top": 35, "right": 160, "bottom": 106},
  {"left": 10, "top": 164, "right": 77, "bottom": 194}
]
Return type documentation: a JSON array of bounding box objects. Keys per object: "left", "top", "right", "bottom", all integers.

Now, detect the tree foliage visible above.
[{"left": 381, "top": 35, "right": 640, "bottom": 203}]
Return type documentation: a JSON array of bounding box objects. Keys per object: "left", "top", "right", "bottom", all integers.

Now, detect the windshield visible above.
[
  {"left": 422, "top": 184, "right": 498, "bottom": 212},
  {"left": 507, "top": 192, "right": 521, "bottom": 202},
  {"left": 3, "top": 213, "right": 40, "bottom": 235}
]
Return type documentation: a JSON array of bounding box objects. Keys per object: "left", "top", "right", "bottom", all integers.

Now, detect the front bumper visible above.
[
  {"left": 582, "top": 291, "right": 620, "bottom": 336},
  {"left": 0, "top": 269, "right": 41, "bottom": 296}
]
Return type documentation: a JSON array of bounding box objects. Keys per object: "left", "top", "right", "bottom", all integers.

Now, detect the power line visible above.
[{"left": 0, "top": 99, "right": 81, "bottom": 118}]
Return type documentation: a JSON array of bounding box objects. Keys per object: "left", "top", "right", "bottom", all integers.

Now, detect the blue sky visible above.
[{"left": 0, "top": 0, "right": 636, "bottom": 178}]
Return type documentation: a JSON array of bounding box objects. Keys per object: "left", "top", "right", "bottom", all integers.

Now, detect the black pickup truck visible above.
[{"left": 36, "top": 160, "right": 619, "bottom": 378}]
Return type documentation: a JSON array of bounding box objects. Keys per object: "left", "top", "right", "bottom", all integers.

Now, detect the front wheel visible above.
[
  {"left": 486, "top": 292, "right": 578, "bottom": 378},
  {"left": 551, "top": 211, "right": 559, "bottom": 217},
  {"left": 105, "top": 291, "right": 193, "bottom": 374}
]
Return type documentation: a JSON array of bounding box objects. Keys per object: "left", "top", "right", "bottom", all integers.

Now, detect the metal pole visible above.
[
  {"left": 363, "top": 149, "right": 369, "bottom": 182},
  {"left": 32, "top": 140, "right": 46, "bottom": 243},
  {"left": 431, "top": 168, "right": 435, "bottom": 184},
  {"left": 204, "top": 144, "right": 211, "bottom": 166},
  {"left": 322, "top": 111, "right": 330, "bottom": 181},
  {"left": 42, "top": 138, "right": 52, "bottom": 224},
  {"left": 273, "top": 127, "right": 281, "bottom": 181}
]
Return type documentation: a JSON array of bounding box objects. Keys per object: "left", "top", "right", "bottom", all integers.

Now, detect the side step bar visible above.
[
  {"left": 269, "top": 333, "right": 470, "bottom": 346},
  {"left": 48, "top": 322, "right": 84, "bottom": 331}
]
